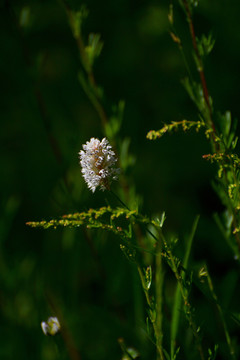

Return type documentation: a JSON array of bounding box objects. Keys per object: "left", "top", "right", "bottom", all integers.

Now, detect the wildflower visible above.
[
  {"left": 41, "top": 316, "right": 61, "bottom": 336},
  {"left": 79, "top": 137, "right": 119, "bottom": 192}
]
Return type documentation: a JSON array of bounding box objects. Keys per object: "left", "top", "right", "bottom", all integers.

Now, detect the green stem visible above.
[
  {"left": 155, "top": 241, "right": 165, "bottom": 360},
  {"left": 159, "top": 230, "right": 205, "bottom": 360},
  {"left": 181, "top": 0, "right": 212, "bottom": 123},
  {"left": 109, "top": 189, "right": 130, "bottom": 210},
  {"left": 78, "top": 71, "right": 108, "bottom": 127},
  {"left": 180, "top": 0, "right": 240, "bottom": 253},
  {"left": 109, "top": 190, "right": 159, "bottom": 243},
  {"left": 171, "top": 216, "right": 199, "bottom": 358},
  {"left": 138, "top": 266, "right": 164, "bottom": 360},
  {"left": 62, "top": 0, "right": 108, "bottom": 127},
  {"left": 110, "top": 190, "right": 165, "bottom": 359},
  {"left": 110, "top": 191, "right": 204, "bottom": 359},
  {"left": 206, "top": 267, "right": 236, "bottom": 360}
]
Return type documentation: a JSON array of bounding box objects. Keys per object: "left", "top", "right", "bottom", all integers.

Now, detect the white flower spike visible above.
[
  {"left": 41, "top": 316, "right": 61, "bottom": 336},
  {"left": 79, "top": 137, "right": 119, "bottom": 192}
]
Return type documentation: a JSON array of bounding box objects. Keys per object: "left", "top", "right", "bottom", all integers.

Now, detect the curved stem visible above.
[{"left": 182, "top": 0, "right": 213, "bottom": 126}]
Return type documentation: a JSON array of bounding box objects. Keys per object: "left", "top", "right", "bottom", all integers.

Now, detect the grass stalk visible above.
[
  {"left": 205, "top": 267, "right": 236, "bottom": 360},
  {"left": 171, "top": 216, "right": 200, "bottom": 358},
  {"left": 137, "top": 266, "right": 165, "bottom": 360},
  {"left": 159, "top": 229, "right": 205, "bottom": 360},
  {"left": 155, "top": 240, "right": 165, "bottom": 360}
]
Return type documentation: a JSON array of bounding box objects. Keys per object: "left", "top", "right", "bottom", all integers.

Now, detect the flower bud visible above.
[{"left": 41, "top": 316, "right": 61, "bottom": 336}]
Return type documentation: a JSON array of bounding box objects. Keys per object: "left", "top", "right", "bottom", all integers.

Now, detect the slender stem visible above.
[
  {"left": 109, "top": 189, "right": 130, "bottom": 210},
  {"left": 182, "top": 0, "right": 213, "bottom": 126},
  {"left": 159, "top": 230, "right": 205, "bottom": 360},
  {"left": 138, "top": 267, "right": 165, "bottom": 360},
  {"left": 171, "top": 216, "right": 199, "bottom": 357},
  {"left": 110, "top": 190, "right": 164, "bottom": 358},
  {"left": 61, "top": 0, "right": 108, "bottom": 127},
  {"left": 110, "top": 190, "right": 160, "bottom": 243},
  {"left": 111, "top": 189, "right": 204, "bottom": 359},
  {"left": 181, "top": 0, "right": 220, "bottom": 158},
  {"left": 155, "top": 241, "right": 165, "bottom": 360},
  {"left": 206, "top": 267, "right": 236, "bottom": 359},
  {"left": 181, "top": 0, "right": 240, "bottom": 252},
  {"left": 78, "top": 71, "right": 108, "bottom": 127}
]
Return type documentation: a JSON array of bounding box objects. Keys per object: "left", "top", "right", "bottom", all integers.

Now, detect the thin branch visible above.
[
  {"left": 181, "top": 0, "right": 240, "bottom": 253},
  {"left": 61, "top": 0, "right": 108, "bottom": 127},
  {"left": 182, "top": 0, "right": 213, "bottom": 128}
]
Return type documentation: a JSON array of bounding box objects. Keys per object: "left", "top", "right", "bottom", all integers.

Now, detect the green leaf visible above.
[
  {"left": 215, "top": 111, "right": 239, "bottom": 150},
  {"left": 208, "top": 344, "right": 218, "bottom": 360},
  {"left": 155, "top": 212, "right": 166, "bottom": 228},
  {"left": 213, "top": 212, "right": 239, "bottom": 258},
  {"left": 181, "top": 78, "right": 205, "bottom": 113},
  {"left": 85, "top": 33, "right": 103, "bottom": 68},
  {"left": 69, "top": 6, "right": 88, "bottom": 39},
  {"left": 143, "top": 266, "right": 152, "bottom": 290},
  {"left": 19, "top": 7, "right": 31, "bottom": 28},
  {"left": 162, "top": 348, "right": 171, "bottom": 360},
  {"left": 217, "top": 111, "right": 231, "bottom": 139},
  {"left": 146, "top": 317, "right": 151, "bottom": 335},
  {"left": 197, "top": 33, "right": 215, "bottom": 58},
  {"left": 125, "top": 347, "right": 140, "bottom": 359}
]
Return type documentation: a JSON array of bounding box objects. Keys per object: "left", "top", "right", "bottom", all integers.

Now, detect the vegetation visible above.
[{"left": 1, "top": 0, "right": 240, "bottom": 359}]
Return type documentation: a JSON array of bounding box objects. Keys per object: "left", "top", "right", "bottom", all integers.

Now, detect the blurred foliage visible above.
[{"left": 1, "top": 0, "right": 240, "bottom": 359}]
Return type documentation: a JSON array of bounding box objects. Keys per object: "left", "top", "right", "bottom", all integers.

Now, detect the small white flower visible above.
[
  {"left": 41, "top": 316, "right": 61, "bottom": 336},
  {"left": 79, "top": 137, "right": 119, "bottom": 192}
]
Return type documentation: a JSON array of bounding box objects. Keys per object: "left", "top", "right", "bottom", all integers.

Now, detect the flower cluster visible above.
[
  {"left": 41, "top": 316, "right": 61, "bottom": 336},
  {"left": 79, "top": 137, "right": 119, "bottom": 192}
]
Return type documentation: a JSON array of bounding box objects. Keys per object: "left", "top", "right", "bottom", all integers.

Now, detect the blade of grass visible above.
[{"left": 170, "top": 215, "right": 200, "bottom": 359}]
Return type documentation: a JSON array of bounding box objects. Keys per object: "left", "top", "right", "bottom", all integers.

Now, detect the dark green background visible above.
[{"left": 1, "top": 0, "right": 240, "bottom": 359}]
